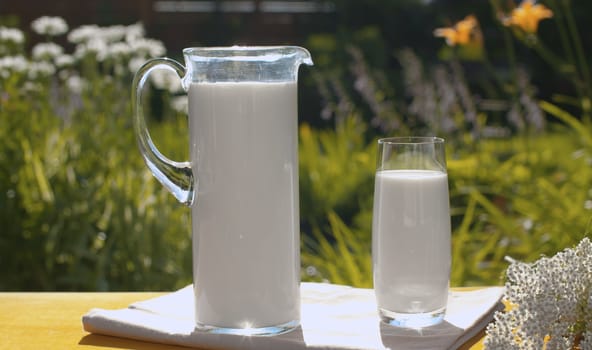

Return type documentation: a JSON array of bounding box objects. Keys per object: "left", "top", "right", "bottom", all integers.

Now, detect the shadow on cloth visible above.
[
  {"left": 79, "top": 333, "right": 192, "bottom": 349},
  {"left": 380, "top": 320, "right": 465, "bottom": 350},
  {"left": 80, "top": 325, "right": 308, "bottom": 350}
]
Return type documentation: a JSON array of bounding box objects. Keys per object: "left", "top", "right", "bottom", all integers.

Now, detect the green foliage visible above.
[
  {"left": 3, "top": 5, "right": 592, "bottom": 293},
  {"left": 0, "top": 21, "right": 192, "bottom": 291},
  {"left": 0, "top": 71, "right": 192, "bottom": 291},
  {"left": 299, "top": 115, "right": 375, "bottom": 230},
  {"left": 448, "top": 127, "right": 592, "bottom": 285},
  {"left": 297, "top": 0, "right": 592, "bottom": 290},
  {"left": 302, "top": 211, "right": 372, "bottom": 288},
  {"left": 299, "top": 112, "right": 592, "bottom": 288},
  {"left": 299, "top": 115, "right": 375, "bottom": 288}
]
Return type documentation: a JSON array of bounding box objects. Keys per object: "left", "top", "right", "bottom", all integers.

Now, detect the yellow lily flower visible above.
[
  {"left": 434, "top": 15, "right": 479, "bottom": 47},
  {"left": 503, "top": 0, "right": 553, "bottom": 34}
]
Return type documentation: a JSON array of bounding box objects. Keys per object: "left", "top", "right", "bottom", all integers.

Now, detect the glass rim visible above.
[
  {"left": 378, "top": 136, "right": 445, "bottom": 145},
  {"left": 183, "top": 45, "right": 303, "bottom": 52}
]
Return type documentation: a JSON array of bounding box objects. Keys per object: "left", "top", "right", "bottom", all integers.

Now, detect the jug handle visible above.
[{"left": 132, "top": 58, "right": 194, "bottom": 206}]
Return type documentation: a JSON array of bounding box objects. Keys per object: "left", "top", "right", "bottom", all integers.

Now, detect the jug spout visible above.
[
  {"left": 281, "top": 46, "right": 313, "bottom": 81},
  {"left": 290, "top": 46, "right": 314, "bottom": 68}
]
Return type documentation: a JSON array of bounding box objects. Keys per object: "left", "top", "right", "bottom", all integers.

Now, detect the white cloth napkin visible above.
[{"left": 82, "top": 283, "right": 503, "bottom": 350}]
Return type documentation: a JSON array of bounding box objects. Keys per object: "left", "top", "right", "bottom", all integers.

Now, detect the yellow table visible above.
[{"left": 0, "top": 292, "right": 485, "bottom": 349}]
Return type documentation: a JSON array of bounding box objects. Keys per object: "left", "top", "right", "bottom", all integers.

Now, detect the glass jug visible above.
[{"left": 132, "top": 46, "right": 313, "bottom": 335}]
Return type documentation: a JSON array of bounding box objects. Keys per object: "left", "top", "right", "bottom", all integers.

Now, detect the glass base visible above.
[
  {"left": 379, "top": 307, "right": 446, "bottom": 328},
  {"left": 195, "top": 319, "right": 299, "bottom": 336}
]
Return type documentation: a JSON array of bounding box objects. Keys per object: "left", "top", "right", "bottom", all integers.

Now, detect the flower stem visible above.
[
  {"left": 547, "top": 0, "right": 577, "bottom": 70},
  {"left": 561, "top": 0, "right": 592, "bottom": 124}
]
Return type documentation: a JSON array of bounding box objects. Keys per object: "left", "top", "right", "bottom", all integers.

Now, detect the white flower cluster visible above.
[
  {"left": 65, "top": 21, "right": 176, "bottom": 91},
  {"left": 31, "top": 16, "right": 68, "bottom": 36},
  {"left": 0, "top": 27, "right": 25, "bottom": 57},
  {"left": 0, "top": 55, "right": 56, "bottom": 81},
  {"left": 1, "top": 15, "right": 183, "bottom": 113},
  {"left": 0, "top": 15, "right": 173, "bottom": 88},
  {"left": 0, "top": 55, "right": 27, "bottom": 78},
  {"left": 68, "top": 22, "right": 165, "bottom": 64},
  {"left": 0, "top": 27, "right": 25, "bottom": 45},
  {"left": 32, "top": 42, "right": 64, "bottom": 61},
  {"left": 484, "top": 237, "right": 592, "bottom": 350}
]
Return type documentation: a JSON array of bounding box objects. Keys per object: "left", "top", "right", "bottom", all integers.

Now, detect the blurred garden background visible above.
[{"left": 1, "top": 0, "right": 591, "bottom": 291}]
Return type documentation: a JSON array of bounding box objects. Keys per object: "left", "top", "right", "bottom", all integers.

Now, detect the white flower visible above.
[
  {"left": 68, "top": 24, "right": 100, "bottom": 44},
  {"left": 70, "top": 23, "right": 142, "bottom": 45},
  {"left": 125, "top": 23, "right": 144, "bottom": 43},
  {"left": 128, "top": 56, "right": 146, "bottom": 74},
  {"left": 150, "top": 69, "right": 183, "bottom": 93},
  {"left": 66, "top": 74, "right": 85, "bottom": 94},
  {"left": 31, "top": 16, "right": 68, "bottom": 36},
  {"left": 521, "top": 218, "right": 533, "bottom": 231},
  {"left": 88, "top": 38, "right": 109, "bottom": 61},
  {"left": 100, "top": 25, "right": 127, "bottom": 43},
  {"left": 74, "top": 37, "right": 108, "bottom": 61},
  {"left": 170, "top": 95, "right": 188, "bottom": 114},
  {"left": 129, "top": 38, "right": 166, "bottom": 58},
  {"left": 55, "top": 54, "right": 75, "bottom": 68},
  {"left": 106, "top": 42, "right": 131, "bottom": 60},
  {"left": 28, "top": 61, "right": 56, "bottom": 79},
  {"left": 32, "top": 42, "right": 64, "bottom": 61},
  {"left": 484, "top": 237, "right": 592, "bottom": 349},
  {"left": 0, "top": 55, "right": 28, "bottom": 71},
  {"left": 0, "top": 55, "right": 28, "bottom": 78},
  {"left": 0, "top": 27, "right": 25, "bottom": 45}
]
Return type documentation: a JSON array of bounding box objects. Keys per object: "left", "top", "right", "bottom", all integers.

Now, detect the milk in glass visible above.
[
  {"left": 372, "top": 169, "right": 451, "bottom": 314},
  {"left": 189, "top": 81, "right": 300, "bottom": 329}
]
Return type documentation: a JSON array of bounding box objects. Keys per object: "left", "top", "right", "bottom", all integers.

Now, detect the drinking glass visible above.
[{"left": 372, "top": 137, "right": 451, "bottom": 328}]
